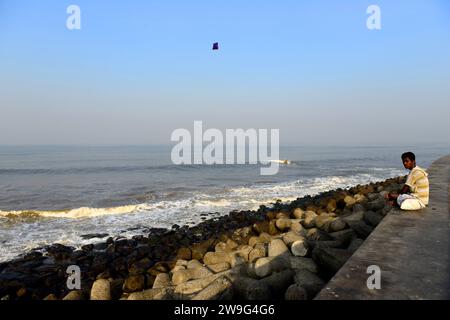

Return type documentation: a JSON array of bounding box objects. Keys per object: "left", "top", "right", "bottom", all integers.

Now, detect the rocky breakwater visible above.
[{"left": 0, "top": 176, "right": 406, "bottom": 300}]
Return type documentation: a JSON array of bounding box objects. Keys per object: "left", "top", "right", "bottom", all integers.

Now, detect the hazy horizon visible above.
[{"left": 1, "top": 0, "right": 449, "bottom": 146}]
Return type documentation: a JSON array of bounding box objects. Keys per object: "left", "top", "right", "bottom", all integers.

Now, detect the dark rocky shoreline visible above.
[{"left": 0, "top": 176, "right": 406, "bottom": 300}]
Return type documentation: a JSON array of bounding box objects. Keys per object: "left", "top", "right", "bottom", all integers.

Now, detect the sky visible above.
[{"left": 0, "top": 0, "right": 449, "bottom": 146}]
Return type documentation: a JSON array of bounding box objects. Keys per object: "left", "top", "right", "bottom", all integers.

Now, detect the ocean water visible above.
[{"left": 0, "top": 145, "right": 448, "bottom": 262}]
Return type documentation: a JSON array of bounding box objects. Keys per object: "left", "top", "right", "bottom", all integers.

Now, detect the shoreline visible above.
[{"left": 0, "top": 175, "right": 405, "bottom": 300}]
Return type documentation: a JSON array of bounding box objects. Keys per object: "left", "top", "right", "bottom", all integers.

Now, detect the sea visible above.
[{"left": 0, "top": 145, "right": 448, "bottom": 262}]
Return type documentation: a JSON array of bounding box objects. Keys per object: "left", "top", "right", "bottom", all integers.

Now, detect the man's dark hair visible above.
[{"left": 401, "top": 152, "right": 415, "bottom": 161}]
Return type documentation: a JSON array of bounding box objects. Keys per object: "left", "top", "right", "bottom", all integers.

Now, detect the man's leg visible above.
[{"left": 397, "top": 194, "right": 425, "bottom": 210}]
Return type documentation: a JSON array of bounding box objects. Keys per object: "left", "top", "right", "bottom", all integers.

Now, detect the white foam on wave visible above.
[
  {"left": 0, "top": 169, "right": 405, "bottom": 262},
  {"left": 0, "top": 204, "right": 141, "bottom": 219}
]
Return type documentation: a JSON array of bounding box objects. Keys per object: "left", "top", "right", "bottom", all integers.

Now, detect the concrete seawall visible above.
[{"left": 315, "top": 155, "right": 450, "bottom": 299}]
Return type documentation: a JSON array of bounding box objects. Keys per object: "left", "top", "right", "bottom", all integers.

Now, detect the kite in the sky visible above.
[{"left": 212, "top": 42, "right": 219, "bottom": 50}]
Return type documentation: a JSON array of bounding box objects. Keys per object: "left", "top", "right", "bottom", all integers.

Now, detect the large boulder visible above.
[
  {"left": 363, "top": 211, "right": 384, "bottom": 227},
  {"left": 268, "top": 239, "right": 290, "bottom": 258},
  {"left": 302, "top": 211, "right": 317, "bottom": 228},
  {"left": 90, "top": 279, "right": 111, "bottom": 300},
  {"left": 294, "top": 268, "right": 325, "bottom": 298},
  {"left": 312, "top": 245, "right": 352, "bottom": 277},
  {"left": 172, "top": 267, "right": 213, "bottom": 285}
]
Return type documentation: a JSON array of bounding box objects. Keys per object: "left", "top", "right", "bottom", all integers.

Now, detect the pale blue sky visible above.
[{"left": 0, "top": 0, "right": 449, "bottom": 145}]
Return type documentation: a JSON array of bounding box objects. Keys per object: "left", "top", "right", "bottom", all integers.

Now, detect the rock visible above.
[
  {"left": 176, "top": 247, "right": 192, "bottom": 261},
  {"left": 203, "top": 252, "right": 231, "bottom": 265},
  {"left": 301, "top": 211, "right": 317, "bottom": 228},
  {"left": 268, "top": 220, "right": 278, "bottom": 235},
  {"left": 292, "top": 208, "right": 304, "bottom": 219},
  {"left": 294, "top": 268, "right": 325, "bottom": 298},
  {"left": 328, "top": 229, "right": 356, "bottom": 246},
  {"left": 236, "top": 245, "right": 253, "bottom": 262},
  {"left": 288, "top": 256, "right": 318, "bottom": 273},
  {"left": 347, "top": 220, "right": 374, "bottom": 239},
  {"left": 123, "top": 274, "right": 145, "bottom": 293},
  {"left": 268, "top": 239, "right": 290, "bottom": 258},
  {"left": 153, "top": 273, "right": 171, "bottom": 289},
  {"left": 226, "top": 239, "right": 239, "bottom": 251},
  {"left": 275, "top": 218, "right": 292, "bottom": 231},
  {"left": 276, "top": 212, "right": 290, "bottom": 219},
  {"left": 207, "top": 262, "right": 231, "bottom": 273},
  {"left": 175, "top": 259, "right": 188, "bottom": 267},
  {"left": 344, "top": 195, "right": 356, "bottom": 206},
  {"left": 43, "top": 294, "right": 58, "bottom": 300},
  {"left": 312, "top": 245, "right": 352, "bottom": 276},
  {"left": 248, "top": 236, "right": 264, "bottom": 247},
  {"left": 249, "top": 243, "right": 267, "bottom": 263},
  {"left": 62, "top": 290, "right": 84, "bottom": 300},
  {"left": 174, "top": 268, "right": 243, "bottom": 295},
  {"left": 326, "top": 199, "right": 337, "bottom": 212},
  {"left": 315, "top": 213, "right": 336, "bottom": 232},
  {"left": 285, "top": 284, "right": 308, "bottom": 300},
  {"left": 282, "top": 231, "right": 305, "bottom": 247},
  {"left": 128, "top": 287, "right": 173, "bottom": 300},
  {"left": 290, "top": 219, "right": 305, "bottom": 234},
  {"left": 261, "top": 269, "right": 295, "bottom": 295},
  {"left": 192, "top": 276, "right": 233, "bottom": 300},
  {"left": 363, "top": 211, "right": 383, "bottom": 227},
  {"left": 291, "top": 239, "right": 309, "bottom": 257},
  {"left": 366, "top": 198, "right": 386, "bottom": 211},
  {"left": 330, "top": 218, "right": 347, "bottom": 232},
  {"left": 347, "top": 238, "right": 364, "bottom": 253},
  {"left": 191, "top": 240, "right": 213, "bottom": 260},
  {"left": 342, "top": 211, "right": 364, "bottom": 225},
  {"left": 306, "top": 228, "right": 333, "bottom": 241},
  {"left": 254, "top": 256, "right": 286, "bottom": 278},
  {"left": 172, "top": 267, "right": 213, "bottom": 285},
  {"left": 230, "top": 252, "right": 246, "bottom": 268},
  {"left": 231, "top": 277, "right": 271, "bottom": 300},
  {"left": 380, "top": 204, "right": 393, "bottom": 216},
  {"left": 259, "top": 233, "right": 272, "bottom": 243},
  {"left": 215, "top": 242, "right": 228, "bottom": 253},
  {"left": 187, "top": 259, "right": 204, "bottom": 269},
  {"left": 252, "top": 221, "right": 270, "bottom": 235},
  {"left": 90, "top": 279, "right": 111, "bottom": 300}
]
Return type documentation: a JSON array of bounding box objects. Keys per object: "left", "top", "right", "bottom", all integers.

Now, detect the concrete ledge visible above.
[{"left": 315, "top": 155, "right": 450, "bottom": 300}]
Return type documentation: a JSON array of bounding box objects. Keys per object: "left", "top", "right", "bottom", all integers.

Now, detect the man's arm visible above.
[{"left": 386, "top": 185, "right": 411, "bottom": 200}]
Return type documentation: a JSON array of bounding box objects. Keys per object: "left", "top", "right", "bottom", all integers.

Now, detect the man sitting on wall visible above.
[{"left": 385, "top": 152, "right": 429, "bottom": 210}]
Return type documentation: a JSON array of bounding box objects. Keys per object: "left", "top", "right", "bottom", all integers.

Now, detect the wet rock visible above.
[
  {"left": 176, "top": 247, "right": 192, "bottom": 261},
  {"left": 80, "top": 233, "right": 109, "bottom": 240}
]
